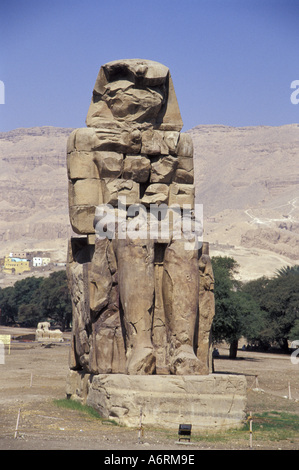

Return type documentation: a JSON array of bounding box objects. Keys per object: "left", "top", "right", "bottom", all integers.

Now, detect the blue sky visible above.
[{"left": 1, "top": 0, "right": 299, "bottom": 132}]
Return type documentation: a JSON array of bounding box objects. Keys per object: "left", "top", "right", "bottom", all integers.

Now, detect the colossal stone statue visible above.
[{"left": 66, "top": 59, "right": 215, "bottom": 376}]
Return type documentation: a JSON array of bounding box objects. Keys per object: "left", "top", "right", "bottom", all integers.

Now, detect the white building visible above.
[
  {"left": 32, "top": 257, "right": 51, "bottom": 267},
  {"left": 32, "top": 257, "right": 43, "bottom": 267}
]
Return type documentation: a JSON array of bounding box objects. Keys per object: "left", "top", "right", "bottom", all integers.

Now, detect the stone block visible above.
[
  {"left": 93, "top": 128, "right": 142, "bottom": 154},
  {"left": 141, "top": 183, "right": 169, "bottom": 206},
  {"left": 75, "top": 128, "right": 98, "bottom": 151},
  {"left": 67, "top": 151, "right": 99, "bottom": 180},
  {"left": 102, "top": 178, "right": 140, "bottom": 206},
  {"left": 141, "top": 129, "right": 169, "bottom": 155},
  {"left": 66, "top": 370, "right": 91, "bottom": 402},
  {"left": 69, "top": 205, "right": 97, "bottom": 234},
  {"left": 173, "top": 155, "right": 194, "bottom": 184},
  {"left": 71, "top": 127, "right": 142, "bottom": 154},
  {"left": 69, "top": 179, "right": 102, "bottom": 207},
  {"left": 93, "top": 151, "right": 123, "bottom": 178},
  {"left": 173, "top": 169, "right": 194, "bottom": 184},
  {"left": 150, "top": 155, "right": 178, "bottom": 184},
  {"left": 169, "top": 183, "right": 195, "bottom": 208},
  {"left": 66, "top": 130, "right": 77, "bottom": 154},
  {"left": 177, "top": 133, "right": 193, "bottom": 157},
  {"left": 123, "top": 156, "right": 151, "bottom": 182},
  {"left": 163, "top": 131, "right": 180, "bottom": 154}
]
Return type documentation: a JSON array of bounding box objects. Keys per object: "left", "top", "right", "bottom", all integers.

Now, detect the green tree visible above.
[
  {"left": 263, "top": 266, "right": 299, "bottom": 351},
  {"left": 12, "top": 276, "right": 43, "bottom": 308},
  {"left": 289, "top": 319, "right": 299, "bottom": 340},
  {"left": 211, "top": 256, "right": 240, "bottom": 357},
  {"left": 0, "top": 286, "right": 18, "bottom": 324},
  {"left": 243, "top": 266, "right": 299, "bottom": 351},
  {"left": 17, "top": 303, "right": 43, "bottom": 327},
  {"left": 0, "top": 271, "right": 72, "bottom": 330},
  {"left": 38, "top": 271, "right": 72, "bottom": 331},
  {"left": 211, "top": 256, "right": 264, "bottom": 358}
]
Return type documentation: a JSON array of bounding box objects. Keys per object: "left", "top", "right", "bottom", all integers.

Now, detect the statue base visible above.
[{"left": 66, "top": 371, "right": 247, "bottom": 431}]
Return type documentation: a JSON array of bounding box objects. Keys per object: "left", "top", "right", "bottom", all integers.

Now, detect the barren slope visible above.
[
  {"left": 189, "top": 124, "right": 299, "bottom": 280},
  {"left": 0, "top": 126, "right": 73, "bottom": 262}
]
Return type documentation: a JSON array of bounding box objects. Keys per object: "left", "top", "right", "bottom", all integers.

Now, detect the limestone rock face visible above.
[{"left": 66, "top": 59, "right": 215, "bottom": 376}]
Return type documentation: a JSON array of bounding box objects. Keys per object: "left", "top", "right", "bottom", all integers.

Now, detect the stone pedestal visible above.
[{"left": 66, "top": 371, "right": 247, "bottom": 431}]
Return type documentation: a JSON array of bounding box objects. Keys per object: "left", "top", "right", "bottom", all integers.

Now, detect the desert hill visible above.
[
  {"left": 0, "top": 124, "right": 298, "bottom": 283},
  {"left": 0, "top": 126, "right": 73, "bottom": 264},
  {"left": 188, "top": 124, "right": 299, "bottom": 280}
]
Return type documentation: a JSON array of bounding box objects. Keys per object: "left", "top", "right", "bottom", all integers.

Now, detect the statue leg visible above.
[
  {"left": 117, "top": 237, "right": 156, "bottom": 374},
  {"left": 162, "top": 239, "right": 204, "bottom": 374}
]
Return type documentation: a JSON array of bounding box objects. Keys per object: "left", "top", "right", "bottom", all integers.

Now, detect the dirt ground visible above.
[{"left": 0, "top": 327, "right": 299, "bottom": 452}]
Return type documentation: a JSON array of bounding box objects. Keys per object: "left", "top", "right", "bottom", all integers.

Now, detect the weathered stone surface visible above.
[
  {"left": 69, "top": 205, "right": 97, "bottom": 235},
  {"left": 88, "top": 238, "right": 126, "bottom": 374},
  {"left": 102, "top": 178, "right": 140, "bottom": 206},
  {"left": 86, "top": 59, "right": 183, "bottom": 131},
  {"left": 177, "top": 133, "right": 193, "bottom": 157},
  {"left": 93, "top": 151, "right": 123, "bottom": 178},
  {"left": 163, "top": 131, "right": 180, "bottom": 154},
  {"left": 66, "top": 129, "right": 77, "bottom": 154},
  {"left": 150, "top": 155, "right": 178, "bottom": 183},
  {"left": 68, "top": 179, "right": 102, "bottom": 207},
  {"left": 67, "top": 238, "right": 126, "bottom": 374},
  {"left": 68, "top": 127, "right": 142, "bottom": 154},
  {"left": 66, "top": 372, "right": 247, "bottom": 430},
  {"left": 67, "top": 151, "right": 98, "bottom": 180},
  {"left": 122, "top": 155, "right": 151, "bottom": 182},
  {"left": 116, "top": 237, "right": 156, "bottom": 374},
  {"left": 196, "top": 242, "right": 215, "bottom": 374},
  {"left": 141, "top": 183, "right": 169, "bottom": 206},
  {"left": 141, "top": 129, "right": 169, "bottom": 155},
  {"left": 67, "top": 240, "right": 92, "bottom": 369},
  {"left": 93, "top": 129, "right": 142, "bottom": 154},
  {"left": 174, "top": 155, "right": 194, "bottom": 184},
  {"left": 152, "top": 259, "right": 168, "bottom": 374},
  {"left": 162, "top": 240, "right": 203, "bottom": 374},
  {"left": 73, "top": 128, "right": 98, "bottom": 151},
  {"left": 169, "top": 182, "right": 195, "bottom": 208},
  {"left": 67, "top": 59, "right": 217, "bottom": 381}
]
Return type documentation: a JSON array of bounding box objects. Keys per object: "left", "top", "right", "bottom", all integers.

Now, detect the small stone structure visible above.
[
  {"left": 66, "top": 59, "right": 247, "bottom": 429},
  {"left": 35, "top": 322, "right": 63, "bottom": 343}
]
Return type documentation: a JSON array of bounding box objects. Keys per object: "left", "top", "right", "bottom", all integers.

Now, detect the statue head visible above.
[{"left": 86, "top": 59, "right": 183, "bottom": 131}]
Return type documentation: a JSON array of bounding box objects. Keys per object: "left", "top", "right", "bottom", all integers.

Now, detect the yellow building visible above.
[{"left": 3, "top": 256, "right": 31, "bottom": 275}]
